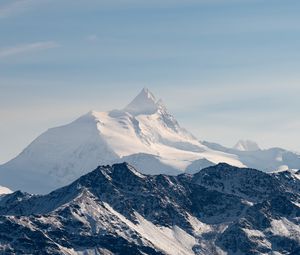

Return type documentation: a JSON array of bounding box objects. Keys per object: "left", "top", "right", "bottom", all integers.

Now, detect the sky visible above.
[{"left": 1, "top": 0, "right": 300, "bottom": 163}]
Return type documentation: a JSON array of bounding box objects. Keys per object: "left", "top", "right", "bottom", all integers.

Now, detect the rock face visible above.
[{"left": 0, "top": 163, "right": 299, "bottom": 255}]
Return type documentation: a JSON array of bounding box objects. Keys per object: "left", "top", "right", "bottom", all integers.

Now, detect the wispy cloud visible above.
[
  {"left": 86, "top": 34, "right": 98, "bottom": 42},
  {"left": 0, "top": 41, "right": 60, "bottom": 58},
  {"left": 0, "top": 0, "right": 42, "bottom": 18},
  {"left": 0, "top": 0, "right": 261, "bottom": 19}
]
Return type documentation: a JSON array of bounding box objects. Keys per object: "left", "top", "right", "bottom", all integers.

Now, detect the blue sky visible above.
[{"left": 1, "top": 0, "right": 300, "bottom": 163}]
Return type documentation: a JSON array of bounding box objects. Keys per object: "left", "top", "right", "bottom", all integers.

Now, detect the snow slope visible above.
[
  {"left": 203, "top": 140, "right": 300, "bottom": 173},
  {"left": 0, "top": 88, "right": 299, "bottom": 194},
  {"left": 0, "top": 88, "right": 243, "bottom": 194},
  {"left": 0, "top": 186, "right": 12, "bottom": 195}
]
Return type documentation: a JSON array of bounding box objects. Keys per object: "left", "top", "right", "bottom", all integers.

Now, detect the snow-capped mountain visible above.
[
  {"left": 233, "top": 139, "right": 260, "bottom": 151},
  {"left": 0, "top": 88, "right": 243, "bottom": 194},
  {"left": 203, "top": 140, "right": 300, "bottom": 173},
  {"left": 0, "top": 88, "right": 299, "bottom": 194},
  {"left": 0, "top": 163, "right": 299, "bottom": 255}
]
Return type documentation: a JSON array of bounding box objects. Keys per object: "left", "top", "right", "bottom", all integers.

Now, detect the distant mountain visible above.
[
  {"left": 0, "top": 88, "right": 243, "bottom": 194},
  {"left": 0, "top": 88, "right": 299, "bottom": 194},
  {"left": 0, "top": 163, "right": 299, "bottom": 255},
  {"left": 203, "top": 140, "right": 300, "bottom": 173},
  {"left": 233, "top": 139, "right": 260, "bottom": 151}
]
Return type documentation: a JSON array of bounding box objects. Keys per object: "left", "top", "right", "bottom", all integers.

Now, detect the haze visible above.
[{"left": 1, "top": 0, "right": 300, "bottom": 163}]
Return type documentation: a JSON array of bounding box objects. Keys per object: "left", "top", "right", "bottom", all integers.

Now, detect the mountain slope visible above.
[
  {"left": 0, "top": 163, "right": 299, "bottom": 255},
  {"left": 0, "top": 88, "right": 243, "bottom": 194},
  {"left": 203, "top": 140, "right": 300, "bottom": 172},
  {"left": 1, "top": 88, "right": 299, "bottom": 194}
]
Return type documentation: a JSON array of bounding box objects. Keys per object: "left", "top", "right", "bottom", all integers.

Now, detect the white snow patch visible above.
[
  {"left": 277, "top": 165, "right": 289, "bottom": 171},
  {"left": 103, "top": 202, "right": 197, "bottom": 255},
  {"left": 188, "top": 214, "right": 212, "bottom": 235},
  {"left": 134, "top": 213, "right": 196, "bottom": 255},
  {"left": 270, "top": 218, "right": 300, "bottom": 241},
  {"left": 243, "top": 228, "right": 265, "bottom": 238},
  {"left": 0, "top": 185, "right": 12, "bottom": 195},
  {"left": 127, "top": 164, "right": 146, "bottom": 178}
]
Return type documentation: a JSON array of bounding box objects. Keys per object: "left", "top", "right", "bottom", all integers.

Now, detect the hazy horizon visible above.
[{"left": 1, "top": 0, "right": 300, "bottom": 163}]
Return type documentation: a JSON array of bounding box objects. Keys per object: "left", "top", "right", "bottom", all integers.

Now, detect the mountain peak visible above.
[
  {"left": 124, "top": 88, "right": 160, "bottom": 116},
  {"left": 141, "top": 87, "right": 155, "bottom": 100},
  {"left": 112, "top": 162, "right": 146, "bottom": 179},
  {"left": 233, "top": 139, "right": 260, "bottom": 151}
]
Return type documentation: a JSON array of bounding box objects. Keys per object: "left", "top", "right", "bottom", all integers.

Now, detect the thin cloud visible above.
[
  {"left": 0, "top": 0, "right": 261, "bottom": 19},
  {"left": 86, "top": 34, "right": 98, "bottom": 42},
  {"left": 82, "top": 0, "right": 258, "bottom": 7},
  {"left": 0, "top": 41, "right": 60, "bottom": 58},
  {"left": 0, "top": 0, "right": 43, "bottom": 18}
]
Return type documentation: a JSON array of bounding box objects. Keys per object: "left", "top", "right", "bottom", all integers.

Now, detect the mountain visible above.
[
  {"left": 0, "top": 88, "right": 244, "bottom": 194},
  {"left": 0, "top": 88, "right": 299, "bottom": 194},
  {"left": 272, "top": 169, "right": 300, "bottom": 194},
  {"left": 233, "top": 139, "right": 260, "bottom": 151},
  {"left": 203, "top": 140, "right": 300, "bottom": 173},
  {"left": 0, "top": 163, "right": 299, "bottom": 255}
]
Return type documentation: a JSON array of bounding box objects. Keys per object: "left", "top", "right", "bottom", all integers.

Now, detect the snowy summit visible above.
[
  {"left": 0, "top": 88, "right": 243, "bottom": 193},
  {"left": 233, "top": 140, "right": 261, "bottom": 151},
  {"left": 0, "top": 88, "right": 299, "bottom": 194},
  {"left": 124, "top": 87, "right": 161, "bottom": 116}
]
